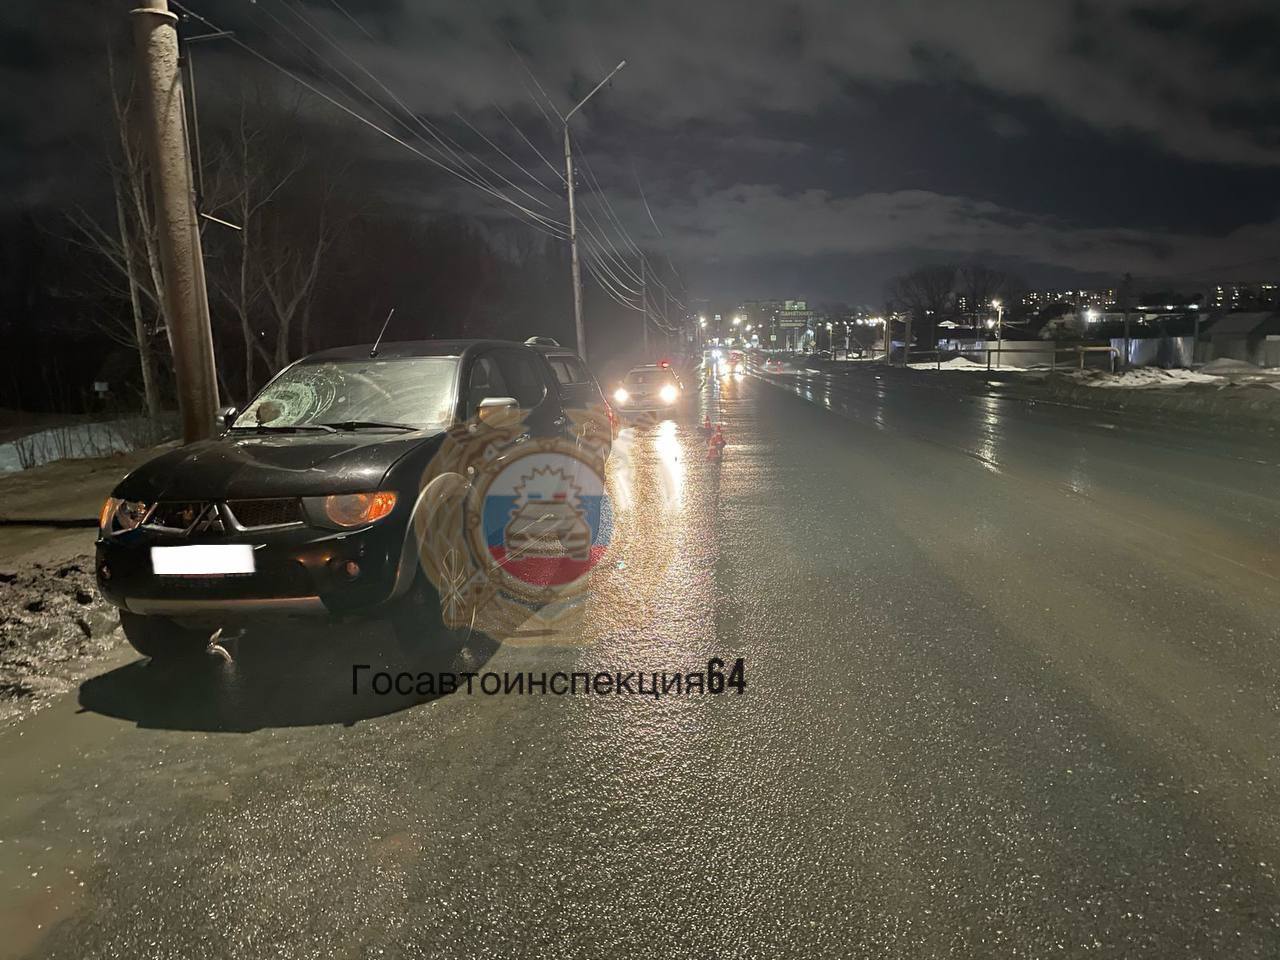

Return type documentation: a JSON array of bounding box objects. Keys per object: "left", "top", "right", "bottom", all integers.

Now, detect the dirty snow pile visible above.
[
  {"left": 908, "top": 357, "right": 990, "bottom": 372},
  {"left": 1071, "top": 368, "right": 1221, "bottom": 389},
  {"left": 0, "top": 557, "right": 120, "bottom": 710},
  {"left": 1197, "top": 358, "right": 1280, "bottom": 389}
]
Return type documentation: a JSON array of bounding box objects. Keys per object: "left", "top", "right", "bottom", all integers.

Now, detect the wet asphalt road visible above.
[{"left": 3, "top": 366, "right": 1280, "bottom": 958}]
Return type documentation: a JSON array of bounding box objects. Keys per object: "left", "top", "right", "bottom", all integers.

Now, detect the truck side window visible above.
[
  {"left": 495, "top": 350, "right": 547, "bottom": 410},
  {"left": 466, "top": 355, "right": 509, "bottom": 419}
]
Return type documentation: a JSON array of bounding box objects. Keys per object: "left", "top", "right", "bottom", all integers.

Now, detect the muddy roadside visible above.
[{"left": 0, "top": 447, "right": 167, "bottom": 724}]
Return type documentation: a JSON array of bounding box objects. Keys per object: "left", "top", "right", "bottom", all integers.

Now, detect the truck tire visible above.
[{"left": 385, "top": 574, "right": 472, "bottom": 663}]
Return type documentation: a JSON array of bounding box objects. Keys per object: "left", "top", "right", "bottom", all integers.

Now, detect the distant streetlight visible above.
[
  {"left": 991, "top": 298, "right": 1005, "bottom": 368},
  {"left": 563, "top": 59, "right": 627, "bottom": 364},
  {"left": 732, "top": 316, "right": 742, "bottom": 325}
]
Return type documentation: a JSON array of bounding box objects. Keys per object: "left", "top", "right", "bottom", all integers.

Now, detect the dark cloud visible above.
[{"left": 6, "top": 0, "right": 1280, "bottom": 300}]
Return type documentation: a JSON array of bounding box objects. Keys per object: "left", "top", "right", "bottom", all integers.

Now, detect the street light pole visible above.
[
  {"left": 563, "top": 59, "right": 626, "bottom": 365},
  {"left": 992, "top": 299, "right": 1004, "bottom": 369}
]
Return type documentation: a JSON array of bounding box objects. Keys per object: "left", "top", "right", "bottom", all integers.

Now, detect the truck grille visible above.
[
  {"left": 226, "top": 499, "right": 303, "bottom": 529},
  {"left": 144, "top": 499, "right": 303, "bottom": 533},
  {"left": 146, "top": 501, "right": 209, "bottom": 531}
]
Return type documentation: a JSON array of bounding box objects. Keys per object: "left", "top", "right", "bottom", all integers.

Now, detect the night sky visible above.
[{"left": 6, "top": 0, "right": 1280, "bottom": 305}]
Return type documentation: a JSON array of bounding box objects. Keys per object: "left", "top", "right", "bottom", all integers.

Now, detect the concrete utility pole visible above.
[
  {"left": 131, "top": 0, "right": 220, "bottom": 441},
  {"left": 563, "top": 60, "right": 626, "bottom": 366},
  {"left": 640, "top": 256, "right": 649, "bottom": 360},
  {"left": 563, "top": 125, "right": 586, "bottom": 365}
]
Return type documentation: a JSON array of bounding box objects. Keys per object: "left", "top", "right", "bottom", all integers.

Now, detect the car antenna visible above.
[{"left": 369, "top": 307, "right": 396, "bottom": 358}]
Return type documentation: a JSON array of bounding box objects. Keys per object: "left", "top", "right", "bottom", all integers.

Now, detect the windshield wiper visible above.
[
  {"left": 231, "top": 423, "right": 338, "bottom": 433},
  {"left": 318, "top": 420, "right": 419, "bottom": 433}
]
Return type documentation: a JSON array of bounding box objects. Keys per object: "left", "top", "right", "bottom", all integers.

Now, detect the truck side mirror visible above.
[{"left": 477, "top": 396, "right": 519, "bottom": 424}]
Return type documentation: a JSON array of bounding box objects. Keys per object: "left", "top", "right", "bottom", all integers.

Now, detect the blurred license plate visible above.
[{"left": 151, "top": 545, "right": 255, "bottom": 576}]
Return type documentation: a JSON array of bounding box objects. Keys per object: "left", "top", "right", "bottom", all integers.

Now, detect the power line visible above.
[
  {"left": 631, "top": 160, "right": 688, "bottom": 296},
  {"left": 492, "top": 101, "right": 566, "bottom": 187},
  {"left": 577, "top": 209, "right": 643, "bottom": 285},
  {"left": 573, "top": 132, "right": 687, "bottom": 310},
  {"left": 452, "top": 111, "right": 560, "bottom": 207},
  {"left": 170, "top": 0, "right": 569, "bottom": 241},
  {"left": 582, "top": 249, "right": 642, "bottom": 311},
  {"left": 504, "top": 52, "right": 690, "bottom": 319},
  {"left": 325, "top": 0, "right": 375, "bottom": 41},
  {"left": 504, "top": 43, "right": 692, "bottom": 323},
  {"left": 269, "top": 0, "right": 564, "bottom": 230},
  {"left": 579, "top": 231, "right": 641, "bottom": 297}
]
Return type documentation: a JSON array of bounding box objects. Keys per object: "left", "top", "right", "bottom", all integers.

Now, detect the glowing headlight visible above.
[
  {"left": 659, "top": 384, "right": 678, "bottom": 404},
  {"left": 99, "top": 497, "right": 149, "bottom": 535},
  {"left": 613, "top": 387, "right": 630, "bottom": 404},
  {"left": 323, "top": 491, "right": 397, "bottom": 527}
]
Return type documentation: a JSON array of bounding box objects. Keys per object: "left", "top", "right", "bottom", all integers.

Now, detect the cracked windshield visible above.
[{"left": 2, "top": 1, "right": 1279, "bottom": 958}]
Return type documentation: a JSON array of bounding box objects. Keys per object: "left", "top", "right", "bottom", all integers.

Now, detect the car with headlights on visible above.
[
  {"left": 95, "top": 338, "right": 592, "bottom": 661},
  {"left": 611, "top": 363, "right": 685, "bottom": 415}
]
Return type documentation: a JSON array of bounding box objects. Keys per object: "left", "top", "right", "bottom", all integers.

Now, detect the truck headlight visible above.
[
  {"left": 659, "top": 384, "right": 678, "bottom": 404},
  {"left": 322, "top": 491, "right": 397, "bottom": 527},
  {"left": 99, "top": 497, "right": 149, "bottom": 535},
  {"left": 613, "top": 387, "right": 630, "bottom": 404}
]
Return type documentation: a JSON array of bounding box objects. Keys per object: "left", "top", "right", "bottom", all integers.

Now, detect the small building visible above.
[{"left": 1208, "top": 312, "right": 1280, "bottom": 368}]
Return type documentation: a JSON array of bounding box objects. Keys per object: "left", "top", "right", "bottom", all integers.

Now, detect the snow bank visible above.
[
  {"left": 0, "top": 418, "right": 168, "bottom": 474},
  {"left": 1070, "top": 368, "right": 1220, "bottom": 389},
  {"left": 908, "top": 357, "right": 990, "bottom": 372}
]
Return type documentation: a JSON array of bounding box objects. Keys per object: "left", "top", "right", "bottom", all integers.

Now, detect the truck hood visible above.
[{"left": 114, "top": 430, "right": 444, "bottom": 500}]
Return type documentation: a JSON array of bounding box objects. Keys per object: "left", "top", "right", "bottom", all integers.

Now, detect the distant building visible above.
[
  {"left": 1020, "top": 288, "right": 1115, "bottom": 310},
  {"left": 1208, "top": 311, "right": 1280, "bottom": 366},
  {"left": 1211, "top": 283, "right": 1279, "bottom": 311},
  {"left": 736, "top": 298, "right": 816, "bottom": 350}
]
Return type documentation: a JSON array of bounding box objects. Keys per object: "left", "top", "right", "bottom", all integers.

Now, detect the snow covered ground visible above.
[
  {"left": 0, "top": 418, "right": 167, "bottom": 474},
  {"left": 908, "top": 357, "right": 1004, "bottom": 372},
  {"left": 1067, "top": 368, "right": 1221, "bottom": 389}
]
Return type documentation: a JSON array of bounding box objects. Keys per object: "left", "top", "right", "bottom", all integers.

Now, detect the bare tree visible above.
[
  {"left": 63, "top": 43, "right": 169, "bottom": 417},
  {"left": 887, "top": 264, "right": 957, "bottom": 354},
  {"left": 957, "top": 264, "right": 1007, "bottom": 325},
  {"left": 257, "top": 188, "right": 334, "bottom": 368},
  {"left": 203, "top": 93, "right": 338, "bottom": 399}
]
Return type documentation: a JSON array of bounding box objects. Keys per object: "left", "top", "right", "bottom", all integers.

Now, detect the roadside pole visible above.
[
  {"left": 562, "top": 60, "right": 627, "bottom": 368},
  {"left": 563, "top": 125, "right": 587, "bottom": 364},
  {"left": 131, "top": 0, "right": 220, "bottom": 442},
  {"left": 1122, "top": 310, "right": 1131, "bottom": 371},
  {"left": 640, "top": 256, "right": 649, "bottom": 360}
]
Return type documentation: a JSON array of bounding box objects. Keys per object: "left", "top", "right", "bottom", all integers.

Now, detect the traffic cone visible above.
[{"left": 707, "top": 424, "right": 726, "bottom": 460}]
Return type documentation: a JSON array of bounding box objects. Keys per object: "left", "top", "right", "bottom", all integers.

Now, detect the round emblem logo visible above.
[
  {"left": 413, "top": 405, "right": 615, "bottom": 632},
  {"left": 468, "top": 444, "right": 611, "bottom": 598}
]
